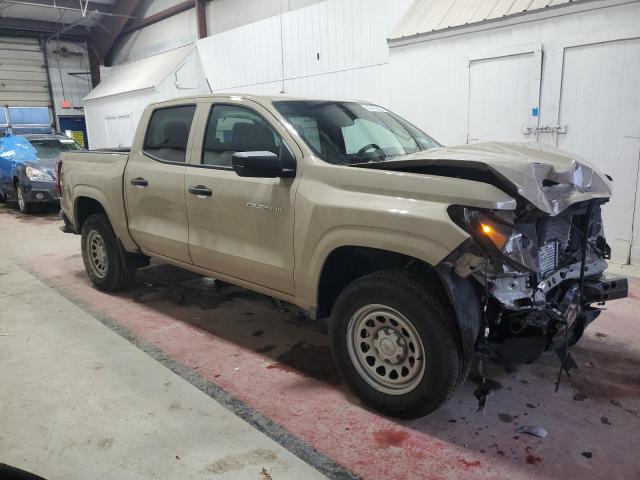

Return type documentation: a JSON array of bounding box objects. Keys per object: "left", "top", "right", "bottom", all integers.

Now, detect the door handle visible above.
[
  {"left": 130, "top": 177, "right": 149, "bottom": 187},
  {"left": 188, "top": 185, "right": 213, "bottom": 197}
]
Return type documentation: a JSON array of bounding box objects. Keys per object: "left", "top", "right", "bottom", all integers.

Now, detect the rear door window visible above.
[{"left": 143, "top": 105, "right": 196, "bottom": 163}]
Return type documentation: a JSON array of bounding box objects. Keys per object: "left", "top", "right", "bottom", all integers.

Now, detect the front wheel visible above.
[
  {"left": 81, "top": 214, "right": 137, "bottom": 291},
  {"left": 16, "top": 184, "right": 31, "bottom": 214},
  {"left": 330, "top": 270, "right": 464, "bottom": 418}
]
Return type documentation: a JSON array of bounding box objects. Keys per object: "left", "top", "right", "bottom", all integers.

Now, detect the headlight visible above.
[
  {"left": 448, "top": 205, "right": 538, "bottom": 272},
  {"left": 26, "top": 166, "right": 54, "bottom": 182}
]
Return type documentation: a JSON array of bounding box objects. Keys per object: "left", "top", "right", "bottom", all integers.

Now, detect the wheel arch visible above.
[
  {"left": 315, "top": 245, "right": 481, "bottom": 374},
  {"left": 70, "top": 185, "right": 139, "bottom": 253},
  {"left": 316, "top": 246, "right": 429, "bottom": 320},
  {"left": 74, "top": 195, "right": 109, "bottom": 232},
  {"left": 12, "top": 163, "right": 27, "bottom": 186}
]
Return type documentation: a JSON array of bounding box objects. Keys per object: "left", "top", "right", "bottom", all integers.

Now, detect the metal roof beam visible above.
[
  {"left": 0, "top": 16, "right": 90, "bottom": 38},
  {"left": 87, "top": 0, "right": 142, "bottom": 87},
  {"left": 46, "top": 8, "right": 101, "bottom": 40},
  {"left": 196, "top": 0, "right": 207, "bottom": 39},
  {"left": 120, "top": 0, "right": 195, "bottom": 36},
  {"left": 88, "top": 0, "right": 142, "bottom": 58},
  {"left": 0, "top": 0, "right": 114, "bottom": 14}
]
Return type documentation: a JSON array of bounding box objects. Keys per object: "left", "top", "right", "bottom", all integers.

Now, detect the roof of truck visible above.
[{"left": 149, "top": 93, "right": 377, "bottom": 106}]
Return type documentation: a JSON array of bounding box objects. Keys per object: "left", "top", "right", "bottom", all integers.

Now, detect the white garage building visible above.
[
  {"left": 388, "top": 0, "right": 640, "bottom": 265},
  {"left": 83, "top": 44, "right": 208, "bottom": 149}
]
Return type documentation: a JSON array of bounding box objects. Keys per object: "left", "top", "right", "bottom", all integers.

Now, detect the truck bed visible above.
[{"left": 59, "top": 149, "right": 135, "bottom": 250}]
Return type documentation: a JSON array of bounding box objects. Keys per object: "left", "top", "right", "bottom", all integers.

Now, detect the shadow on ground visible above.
[{"left": 0, "top": 202, "right": 60, "bottom": 224}]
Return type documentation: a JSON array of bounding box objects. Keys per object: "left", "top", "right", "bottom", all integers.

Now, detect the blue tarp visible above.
[{"left": 0, "top": 135, "right": 40, "bottom": 185}]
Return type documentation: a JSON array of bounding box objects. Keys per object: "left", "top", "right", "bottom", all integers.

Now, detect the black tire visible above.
[
  {"left": 330, "top": 270, "right": 464, "bottom": 418},
  {"left": 0, "top": 191, "right": 6, "bottom": 203},
  {"left": 81, "top": 213, "right": 137, "bottom": 291},
  {"left": 16, "top": 184, "right": 32, "bottom": 214}
]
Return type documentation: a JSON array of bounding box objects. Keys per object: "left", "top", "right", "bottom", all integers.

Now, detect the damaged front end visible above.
[
  {"left": 361, "top": 142, "right": 629, "bottom": 371},
  {"left": 444, "top": 199, "right": 628, "bottom": 365}
]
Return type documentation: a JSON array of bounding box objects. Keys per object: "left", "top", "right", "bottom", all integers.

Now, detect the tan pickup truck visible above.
[{"left": 59, "top": 94, "right": 627, "bottom": 418}]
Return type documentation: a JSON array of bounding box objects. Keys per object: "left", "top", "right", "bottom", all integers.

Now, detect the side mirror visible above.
[{"left": 231, "top": 151, "right": 294, "bottom": 178}]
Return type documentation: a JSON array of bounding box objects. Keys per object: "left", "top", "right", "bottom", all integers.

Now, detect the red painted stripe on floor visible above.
[{"left": 21, "top": 254, "right": 640, "bottom": 480}]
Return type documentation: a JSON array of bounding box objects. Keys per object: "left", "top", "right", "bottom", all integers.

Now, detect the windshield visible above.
[
  {"left": 29, "top": 138, "right": 82, "bottom": 158},
  {"left": 273, "top": 100, "right": 439, "bottom": 165}
]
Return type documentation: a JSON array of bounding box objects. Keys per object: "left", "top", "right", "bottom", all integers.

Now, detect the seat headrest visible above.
[
  {"left": 231, "top": 122, "right": 277, "bottom": 153},
  {"left": 163, "top": 120, "right": 189, "bottom": 149}
]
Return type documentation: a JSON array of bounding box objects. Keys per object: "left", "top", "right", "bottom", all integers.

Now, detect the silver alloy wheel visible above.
[
  {"left": 346, "top": 304, "right": 426, "bottom": 395},
  {"left": 17, "top": 185, "right": 25, "bottom": 212},
  {"left": 86, "top": 230, "right": 108, "bottom": 278}
]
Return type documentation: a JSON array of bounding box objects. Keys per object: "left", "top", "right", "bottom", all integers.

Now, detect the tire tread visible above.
[
  {"left": 330, "top": 269, "right": 464, "bottom": 418},
  {"left": 81, "top": 214, "right": 137, "bottom": 291}
]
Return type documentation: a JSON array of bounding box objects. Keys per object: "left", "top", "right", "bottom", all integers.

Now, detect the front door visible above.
[
  {"left": 185, "top": 101, "right": 299, "bottom": 294},
  {"left": 124, "top": 104, "right": 196, "bottom": 263}
]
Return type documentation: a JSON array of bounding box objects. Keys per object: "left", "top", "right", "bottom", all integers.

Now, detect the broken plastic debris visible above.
[
  {"left": 516, "top": 425, "right": 548, "bottom": 438},
  {"left": 473, "top": 382, "right": 493, "bottom": 413}
]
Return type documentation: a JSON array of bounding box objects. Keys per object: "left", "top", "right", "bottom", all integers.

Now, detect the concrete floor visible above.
[{"left": 1, "top": 203, "right": 639, "bottom": 480}]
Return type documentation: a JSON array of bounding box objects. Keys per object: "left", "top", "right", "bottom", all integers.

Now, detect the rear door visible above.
[
  {"left": 124, "top": 104, "right": 196, "bottom": 263},
  {"left": 185, "top": 99, "right": 300, "bottom": 294}
]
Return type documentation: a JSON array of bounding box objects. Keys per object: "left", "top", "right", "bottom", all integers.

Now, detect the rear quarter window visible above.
[{"left": 143, "top": 105, "right": 196, "bottom": 163}]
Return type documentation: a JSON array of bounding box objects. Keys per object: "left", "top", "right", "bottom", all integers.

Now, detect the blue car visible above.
[{"left": 0, "top": 133, "right": 83, "bottom": 213}]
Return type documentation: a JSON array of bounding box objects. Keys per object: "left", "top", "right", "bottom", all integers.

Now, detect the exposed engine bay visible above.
[{"left": 447, "top": 200, "right": 627, "bottom": 365}]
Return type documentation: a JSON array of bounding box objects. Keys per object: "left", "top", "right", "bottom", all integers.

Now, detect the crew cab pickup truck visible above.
[{"left": 59, "top": 94, "right": 628, "bottom": 418}]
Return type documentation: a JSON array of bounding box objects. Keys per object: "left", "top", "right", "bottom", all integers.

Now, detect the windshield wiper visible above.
[{"left": 345, "top": 154, "right": 397, "bottom": 166}]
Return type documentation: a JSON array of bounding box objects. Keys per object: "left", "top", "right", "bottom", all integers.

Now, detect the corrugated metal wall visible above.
[
  {"left": 111, "top": 0, "right": 325, "bottom": 66},
  {"left": 112, "top": 9, "right": 197, "bottom": 65},
  {"left": 106, "top": 0, "right": 410, "bottom": 106},
  {"left": 390, "top": 0, "right": 576, "bottom": 40},
  {"left": 206, "top": 0, "right": 321, "bottom": 35},
  {"left": 197, "top": 0, "right": 413, "bottom": 106},
  {"left": 111, "top": 0, "right": 198, "bottom": 65},
  {"left": 0, "top": 37, "right": 49, "bottom": 107}
]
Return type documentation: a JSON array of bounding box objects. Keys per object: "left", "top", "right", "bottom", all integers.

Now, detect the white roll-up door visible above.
[{"left": 0, "top": 36, "right": 50, "bottom": 107}]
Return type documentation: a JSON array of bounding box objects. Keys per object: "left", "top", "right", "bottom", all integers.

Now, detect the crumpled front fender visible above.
[{"left": 436, "top": 262, "right": 482, "bottom": 380}]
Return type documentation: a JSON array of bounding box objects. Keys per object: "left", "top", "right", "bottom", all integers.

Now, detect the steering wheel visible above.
[{"left": 356, "top": 143, "right": 383, "bottom": 156}]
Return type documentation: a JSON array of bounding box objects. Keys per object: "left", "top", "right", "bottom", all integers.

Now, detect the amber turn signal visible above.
[{"left": 480, "top": 222, "right": 508, "bottom": 250}]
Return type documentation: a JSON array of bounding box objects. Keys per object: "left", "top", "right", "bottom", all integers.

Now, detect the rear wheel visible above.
[
  {"left": 16, "top": 184, "right": 31, "bottom": 214},
  {"left": 330, "top": 270, "right": 464, "bottom": 418},
  {"left": 81, "top": 214, "right": 137, "bottom": 291}
]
